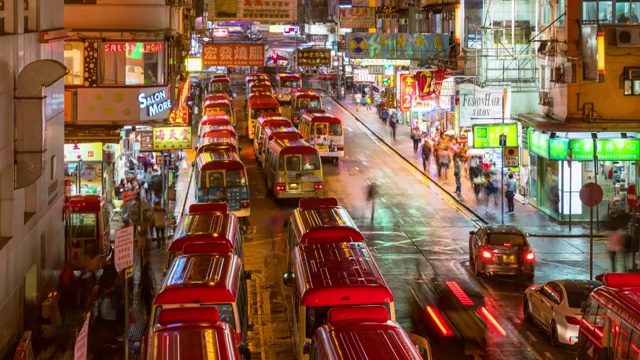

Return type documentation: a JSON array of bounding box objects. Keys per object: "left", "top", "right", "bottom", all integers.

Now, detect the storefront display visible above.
[{"left": 64, "top": 142, "right": 120, "bottom": 196}]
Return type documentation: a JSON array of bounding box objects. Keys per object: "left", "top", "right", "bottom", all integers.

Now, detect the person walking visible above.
[
  {"left": 139, "top": 261, "right": 155, "bottom": 317},
  {"left": 381, "top": 108, "right": 389, "bottom": 125},
  {"left": 389, "top": 114, "right": 397, "bottom": 140},
  {"left": 354, "top": 93, "right": 362, "bottom": 112},
  {"left": 153, "top": 202, "right": 168, "bottom": 248},
  {"left": 365, "top": 94, "right": 372, "bottom": 110},
  {"left": 366, "top": 181, "right": 378, "bottom": 224},
  {"left": 421, "top": 140, "right": 432, "bottom": 172},
  {"left": 608, "top": 229, "right": 629, "bottom": 272},
  {"left": 438, "top": 147, "right": 451, "bottom": 179},
  {"left": 454, "top": 157, "right": 463, "bottom": 195},
  {"left": 505, "top": 173, "right": 517, "bottom": 213},
  {"left": 411, "top": 129, "right": 421, "bottom": 152}
]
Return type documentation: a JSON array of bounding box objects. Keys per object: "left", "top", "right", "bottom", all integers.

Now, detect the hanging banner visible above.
[
  {"left": 458, "top": 84, "right": 511, "bottom": 126},
  {"left": 64, "top": 142, "right": 103, "bottom": 162},
  {"left": 202, "top": 44, "right": 265, "bottom": 67},
  {"left": 346, "top": 33, "right": 449, "bottom": 60},
  {"left": 581, "top": 25, "right": 598, "bottom": 82},
  {"left": 415, "top": 69, "right": 446, "bottom": 98},
  {"left": 398, "top": 74, "right": 416, "bottom": 111},
  {"left": 297, "top": 49, "right": 332, "bottom": 66},
  {"left": 153, "top": 126, "right": 192, "bottom": 150},
  {"left": 209, "top": 0, "right": 297, "bottom": 21},
  {"left": 339, "top": 7, "right": 376, "bottom": 28}
]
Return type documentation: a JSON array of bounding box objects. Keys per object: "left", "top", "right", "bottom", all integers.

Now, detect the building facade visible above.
[{"left": 0, "top": 0, "right": 67, "bottom": 357}]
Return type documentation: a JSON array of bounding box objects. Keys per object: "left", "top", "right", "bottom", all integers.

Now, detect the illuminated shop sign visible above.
[
  {"left": 569, "top": 138, "right": 640, "bottom": 161},
  {"left": 103, "top": 42, "right": 163, "bottom": 52},
  {"left": 472, "top": 124, "right": 518, "bottom": 148},
  {"left": 138, "top": 88, "right": 172, "bottom": 120}
]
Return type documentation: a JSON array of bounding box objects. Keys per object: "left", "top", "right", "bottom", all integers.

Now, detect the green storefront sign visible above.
[
  {"left": 529, "top": 130, "right": 549, "bottom": 158},
  {"left": 569, "top": 138, "right": 640, "bottom": 161},
  {"left": 473, "top": 124, "right": 518, "bottom": 148},
  {"left": 549, "top": 138, "right": 569, "bottom": 160}
]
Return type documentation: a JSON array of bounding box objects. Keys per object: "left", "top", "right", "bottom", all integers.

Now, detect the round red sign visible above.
[
  {"left": 580, "top": 183, "right": 604, "bottom": 208},
  {"left": 628, "top": 184, "right": 638, "bottom": 208}
]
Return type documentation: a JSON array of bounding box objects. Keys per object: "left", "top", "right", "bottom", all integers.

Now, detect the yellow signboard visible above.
[
  {"left": 153, "top": 126, "right": 192, "bottom": 150},
  {"left": 64, "top": 142, "right": 103, "bottom": 162}
]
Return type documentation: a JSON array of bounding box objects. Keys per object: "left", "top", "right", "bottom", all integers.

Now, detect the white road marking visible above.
[
  {"left": 544, "top": 352, "right": 556, "bottom": 360},
  {"left": 526, "top": 330, "right": 538, "bottom": 342},
  {"left": 355, "top": 167, "right": 360, "bottom": 171},
  {"left": 346, "top": 126, "right": 353, "bottom": 132}
]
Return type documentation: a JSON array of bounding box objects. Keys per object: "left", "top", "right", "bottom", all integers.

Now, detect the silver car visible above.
[{"left": 523, "top": 279, "right": 600, "bottom": 346}]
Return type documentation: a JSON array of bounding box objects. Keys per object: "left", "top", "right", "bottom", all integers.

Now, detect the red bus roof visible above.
[
  {"left": 203, "top": 100, "right": 232, "bottom": 109},
  {"left": 294, "top": 242, "right": 393, "bottom": 306},
  {"left": 210, "top": 77, "right": 231, "bottom": 84},
  {"left": 201, "top": 124, "right": 237, "bottom": 135},
  {"left": 276, "top": 73, "right": 302, "bottom": 81},
  {"left": 189, "top": 203, "right": 229, "bottom": 214},
  {"left": 291, "top": 205, "right": 363, "bottom": 245},
  {"left": 268, "top": 139, "right": 319, "bottom": 155},
  {"left": 247, "top": 95, "right": 280, "bottom": 109},
  {"left": 203, "top": 94, "right": 231, "bottom": 103},
  {"left": 263, "top": 126, "right": 302, "bottom": 141},
  {"left": 301, "top": 112, "right": 342, "bottom": 124},
  {"left": 313, "top": 307, "right": 421, "bottom": 360},
  {"left": 65, "top": 195, "right": 103, "bottom": 212},
  {"left": 169, "top": 212, "right": 240, "bottom": 253},
  {"left": 591, "top": 286, "right": 640, "bottom": 330},
  {"left": 199, "top": 113, "right": 231, "bottom": 126},
  {"left": 196, "top": 151, "right": 245, "bottom": 171},
  {"left": 201, "top": 129, "right": 238, "bottom": 140},
  {"left": 156, "top": 253, "right": 242, "bottom": 304},
  {"left": 293, "top": 92, "right": 321, "bottom": 100}
]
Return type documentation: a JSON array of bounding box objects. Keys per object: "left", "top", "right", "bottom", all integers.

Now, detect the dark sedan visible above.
[{"left": 469, "top": 225, "right": 535, "bottom": 279}]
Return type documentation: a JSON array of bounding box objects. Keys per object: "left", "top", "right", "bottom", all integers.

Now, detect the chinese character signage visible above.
[
  {"left": 138, "top": 86, "right": 172, "bottom": 121},
  {"left": 64, "top": 142, "right": 104, "bottom": 162},
  {"left": 346, "top": 33, "right": 449, "bottom": 60},
  {"left": 472, "top": 124, "right": 518, "bottom": 149},
  {"left": 169, "top": 79, "right": 190, "bottom": 125},
  {"left": 529, "top": 131, "right": 550, "bottom": 159},
  {"left": 398, "top": 74, "right": 416, "bottom": 111},
  {"left": 209, "top": 0, "right": 297, "bottom": 21},
  {"left": 458, "top": 84, "right": 511, "bottom": 126},
  {"left": 297, "top": 49, "right": 331, "bottom": 66},
  {"left": 202, "top": 44, "right": 265, "bottom": 67},
  {"left": 339, "top": 7, "right": 376, "bottom": 28},
  {"left": 569, "top": 139, "right": 640, "bottom": 161},
  {"left": 153, "top": 126, "right": 192, "bottom": 150},
  {"left": 415, "top": 70, "right": 445, "bottom": 98}
]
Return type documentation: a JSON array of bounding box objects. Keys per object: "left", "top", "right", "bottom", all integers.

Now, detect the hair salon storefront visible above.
[{"left": 527, "top": 130, "right": 639, "bottom": 221}]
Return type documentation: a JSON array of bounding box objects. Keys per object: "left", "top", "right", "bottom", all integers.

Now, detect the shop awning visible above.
[
  {"left": 65, "top": 125, "right": 121, "bottom": 142},
  {"left": 517, "top": 113, "right": 640, "bottom": 132}
]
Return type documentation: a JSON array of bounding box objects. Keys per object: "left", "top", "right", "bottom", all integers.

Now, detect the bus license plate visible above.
[
  {"left": 502, "top": 255, "right": 515, "bottom": 263},
  {"left": 316, "top": 145, "right": 326, "bottom": 151}
]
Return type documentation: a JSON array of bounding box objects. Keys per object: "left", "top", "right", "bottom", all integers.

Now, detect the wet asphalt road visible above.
[{"left": 189, "top": 95, "right": 614, "bottom": 360}]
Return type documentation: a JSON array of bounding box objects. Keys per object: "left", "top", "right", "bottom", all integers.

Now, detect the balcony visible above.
[{"left": 64, "top": 1, "right": 181, "bottom": 31}]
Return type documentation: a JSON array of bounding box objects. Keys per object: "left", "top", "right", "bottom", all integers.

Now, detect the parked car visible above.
[
  {"left": 522, "top": 279, "right": 600, "bottom": 346},
  {"left": 468, "top": 225, "right": 535, "bottom": 278}
]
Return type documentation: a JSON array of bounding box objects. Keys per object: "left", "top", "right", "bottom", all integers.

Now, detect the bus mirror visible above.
[
  {"left": 303, "top": 342, "right": 311, "bottom": 355},
  {"left": 245, "top": 270, "right": 252, "bottom": 280},
  {"left": 409, "top": 334, "right": 432, "bottom": 360},
  {"left": 283, "top": 272, "right": 295, "bottom": 287}
]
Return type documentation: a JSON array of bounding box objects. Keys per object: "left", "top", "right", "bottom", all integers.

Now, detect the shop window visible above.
[
  {"left": 616, "top": 0, "right": 640, "bottom": 22},
  {"left": 100, "top": 42, "right": 165, "bottom": 86},
  {"left": 623, "top": 67, "right": 640, "bottom": 96},
  {"left": 64, "top": 42, "right": 84, "bottom": 85},
  {"left": 583, "top": 0, "right": 613, "bottom": 23},
  {"left": 542, "top": 0, "right": 552, "bottom": 25},
  {"left": 557, "top": 0, "right": 566, "bottom": 26}
]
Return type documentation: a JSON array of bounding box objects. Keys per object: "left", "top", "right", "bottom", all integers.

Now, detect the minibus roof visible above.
[
  {"left": 169, "top": 212, "right": 239, "bottom": 252},
  {"left": 65, "top": 195, "right": 103, "bottom": 212},
  {"left": 156, "top": 253, "right": 242, "bottom": 304},
  {"left": 203, "top": 100, "right": 232, "bottom": 109},
  {"left": 276, "top": 73, "right": 301, "bottom": 81},
  {"left": 268, "top": 139, "right": 319, "bottom": 155},
  {"left": 199, "top": 114, "right": 232, "bottom": 126},
  {"left": 301, "top": 113, "right": 342, "bottom": 124},
  {"left": 291, "top": 205, "right": 363, "bottom": 244},
  {"left": 197, "top": 151, "right": 245, "bottom": 171},
  {"left": 201, "top": 129, "right": 238, "bottom": 140},
  {"left": 209, "top": 77, "right": 231, "bottom": 84},
  {"left": 247, "top": 95, "right": 280, "bottom": 109},
  {"left": 263, "top": 126, "right": 301, "bottom": 140},
  {"left": 293, "top": 92, "right": 321, "bottom": 100},
  {"left": 294, "top": 242, "right": 393, "bottom": 306}
]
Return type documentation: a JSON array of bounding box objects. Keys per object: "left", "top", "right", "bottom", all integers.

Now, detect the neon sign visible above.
[{"left": 138, "top": 90, "right": 171, "bottom": 119}]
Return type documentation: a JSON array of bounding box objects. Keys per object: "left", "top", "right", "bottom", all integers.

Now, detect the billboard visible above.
[
  {"left": 458, "top": 84, "right": 511, "bottom": 126},
  {"left": 581, "top": 25, "right": 598, "bottom": 81},
  {"left": 297, "top": 49, "right": 331, "bottom": 66},
  {"left": 202, "top": 44, "right": 265, "bottom": 67},
  {"left": 153, "top": 126, "right": 192, "bottom": 150},
  {"left": 346, "top": 33, "right": 449, "bottom": 60},
  {"left": 339, "top": 7, "right": 376, "bottom": 28},
  {"left": 208, "top": 0, "right": 297, "bottom": 21}
]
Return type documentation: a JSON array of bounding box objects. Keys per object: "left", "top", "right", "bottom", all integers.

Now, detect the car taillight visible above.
[
  {"left": 275, "top": 183, "right": 286, "bottom": 192},
  {"left": 477, "top": 306, "right": 507, "bottom": 336},
  {"left": 293, "top": 116, "right": 298, "bottom": 121},
  {"left": 240, "top": 200, "right": 249, "bottom": 208},
  {"left": 314, "top": 182, "right": 324, "bottom": 190},
  {"left": 525, "top": 251, "right": 535, "bottom": 261},
  {"left": 445, "top": 280, "right": 474, "bottom": 306},
  {"left": 481, "top": 249, "right": 493, "bottom": 260},
  {"left": 425, "top": 306, "right": 454, "bottom": 337},
  {"left": 565, "top": 316, "right": 581, "bottom": 325}
]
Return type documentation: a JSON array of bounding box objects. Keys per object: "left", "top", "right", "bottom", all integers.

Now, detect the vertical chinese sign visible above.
[
  {"left": 202, "top": 44, "right": 265, "bottom": 67},
  {"left": 399, "top": 74, "right": 416, "bottom": 111},
  {"left": 169, "top": 79, "right": 190, "bottom": 125},
  {"left": 153, "top": 126, "right": 192, "bottom": 150}
]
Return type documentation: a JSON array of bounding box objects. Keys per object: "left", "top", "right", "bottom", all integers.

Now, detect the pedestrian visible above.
[
  {"left": 454, "top": 157, "right": 463, "bottom": 195},
  {"left": 153, "top": 201, "right": 168, "bottom": 248},
  {"left": 483, "top": 175, "right": 498, "bottom": 211},
  {"left": 366, "top": 181, "right": 378, "bottom": 224},
  {"left": 354, "top": 93, "right": 362, "bottom": 111},
  {"left": 438, "top": 147, "right": 451, "bottom": 179},
  {"left": 389, "top": 114, "right": 397, "bottom": 140},
  {"left": 411, "top": 129, "right": 421, "bottom": 152},
  {"left": 608, "top": 229, "right": 629, "bottom": 272},
  {"left": 381, "top": 108, "right": 389, "bottom": 125},
  {"left": 365, "top": 93, "right": 372, "bottom": 110},
  {"left": 98, "top": 283, "right": 119, "bottom": 346},
  {"left": 58, "top": 262, "right": 78, "bottom": 325},
  {"left": 421, "top": 140, "right": 432, "bottom": 172},
  {"left": 505, "top": 173, "right": 517, "bottom": 213},
  {"left": 139, "top": 261, "right": 155, "bottom": 317},
  {"left": 115, "top": 179, "right": 125, "bottom": 200}
]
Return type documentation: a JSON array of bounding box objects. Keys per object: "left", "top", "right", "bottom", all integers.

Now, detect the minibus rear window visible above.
[{"left": 287, "top": 156, "right": 301, "bottom": 171}]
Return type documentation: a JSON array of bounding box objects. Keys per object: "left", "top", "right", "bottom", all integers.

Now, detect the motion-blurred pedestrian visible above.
[
  {"left": 608, "top": 229, "right": 629, "bottom": 272},
  {"left": 153, "top": 202, "right": 168, "bottom": 248},
  {"left": 421, "top": 140, "right": 432, "bottom": 172},
  {"left": 140, "top": 261, "right": 155, "bottom": 317},
  {"left": 454, "top": 157, "right": 463, "bottom": 195},
  {"left": 389, "top": 114, "right": 397, "bottom": 140},
  {"left": 505, "top": 173, "right": 517, "bottom": 213},
  {"left": 366, "top": 182, "right": 378, "bottom": 224},
  {"left": 355, "top": 93, "right": 362, "bottom": 112},
  {"left": 411, "top": 129, "right": 421, "bottom": 152}
]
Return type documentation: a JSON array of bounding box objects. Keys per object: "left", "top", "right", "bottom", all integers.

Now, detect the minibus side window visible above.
[
  {"left": 167, "top": 252, "right": 176, "bottom": 268},
  {"left": 199, "top": 171, "right": 207, "bottom": 188},
  {"left": 238, "top": 272, "right": 248, "bottom": 334},
  {"left": 279, "top": 156, "right": 285, "bottom": 171},
  {"left": 208, "top": 171, "right": 224, "bottom": 188},
  {"left": 287, "top": 156, "right": 301, "bottom": 171},
  {"left": 329, "top": 123, "right": 342, "bottom": 136},
  {"left": 629, "top": 329, "right": 640, "bottom": 358},
  {"left": 153, "top": 305, "right": 163, "bottom": 324},
  {"left": 236, "top": 232, "right": 243, "bottom": 258},
  {"left": 616, "top": 322, "right": 632, "bottom": 359},
  {"left": 227, "top": 169, "right": 246, "bottom": 187},
  {"left": 306, "top": 306, "right": 330, "bottom": 339},
  {"left": 211, "top": 304, "right": 236, "bottom": 330}
]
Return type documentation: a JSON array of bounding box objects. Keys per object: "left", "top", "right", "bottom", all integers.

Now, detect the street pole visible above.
[
  {"left": 593, "top": 136, "right": 599, "bottom": 231},
  {"left": 590, "top": 204, "right": 594, "bottom": 279},
  {"left": 124, "top": 269, "right": 129, "bottom": 360},
  {"left": 569, "top": 162, "right": 572, "bottom": 231},
  {"left": 501, "top": 141, "right": 505, "bottom": 225}
]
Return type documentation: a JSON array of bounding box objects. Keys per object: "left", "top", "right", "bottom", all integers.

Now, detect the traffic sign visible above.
[
  {"left": 499, "top": 134, "right": 507, "bottom": 147},
  {"left": 628, "top": 184, "right": 638, "bottom": 208},
  {"left": 74, "top": 312, "right": 90, "bottom": 360},
  {"left": 135, "top": 130, "right": 153, "bottom": 151},
  {"left": 504, "top": 146, "right": 519, "bottom": 167},
  {"left": 114, "top": 226, "right": 134, "bottom": 271},
  {"left": 580, "top": 183, "right": 603, "bottom": 208}
]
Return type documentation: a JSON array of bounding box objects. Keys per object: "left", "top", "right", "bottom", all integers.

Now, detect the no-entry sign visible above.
[
  {"left": 580, "top": 183, "right": 603, "bottom": 208},
  {"left": 628, "top": 184, "right": 638, "bottom": 208},
  {"left": 114, "top": 226, "right": 134, "bottom": 271}
]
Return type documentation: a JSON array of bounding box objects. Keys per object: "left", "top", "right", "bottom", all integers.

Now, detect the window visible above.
[
  {"left": 310, "top": 99, "right": 321, "bottom": 109},
  {"left": 583, "top": 1, "right": 613, "bottom": 22},
  {"left": 64, "top": 42, "right": 84, "bottom": 85},
  {"left": 541, "top": 284, "right": 561, "bottom": 305},
  {"left": 278, "top": 156, "right": 284, "bottom": 171},
  {"left": 286, "top": 156, "right": 301, "bottom": 171},
  {"left": 616, "top": 0, "right": 640, "bottom": 22},
  {"left": 303, "top": 155, "right": 321, "bottom": 171},
  {"left": 70, "top": 213, "right": 97, "bottom": 239},
  {"left": 226, "top": 169, "right": 246, "bottom": 187},
  {"left": 630, "top": 329, "right": 640, "bottom": 358},
  {"left": 199, "top": 171, "right": 207, "bottom": 188},
  {"left": 299, "top": 99, "right": 310, "bottom": 109},
  {"left": 548, "top": 282, "right": 564, "bottom": 304},
  {"left": 542, "top": 0, "right": 552, "bottom": 25},
  {"left": 101, "top": 42, "right": 165, "bottom": 85},
  {"left": 212, "top": 303, "right": 236, "bottom": 330},
  {"left": 315, "top": 124, "right": 327, "bottom": 135},
  {"left": 487, "top": 233, "right": 526, "bottom": 246},
  {"left": 616, "top": 323, "right": 632, "bottom": 358},
  {"left": 207, "top": 171, "right": 224, "bottom": 188},
  {"left": 558, "top": 0, "right": 566, "bottom": 26},
  {"left": 328, "top": 123, "right": 342, "bottom": 136}
]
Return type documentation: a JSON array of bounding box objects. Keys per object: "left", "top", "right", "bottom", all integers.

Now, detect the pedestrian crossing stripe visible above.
[{"left": 349, "top": 36, "right": 368, "bottom": 54}]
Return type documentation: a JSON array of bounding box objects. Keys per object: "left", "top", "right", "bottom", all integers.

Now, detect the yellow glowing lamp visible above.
[
  {"left": 597, "top": 31, "right": 605, "bottom": 75},
  {"left": 455, "top": 4, "right": 461, "bottom": 44}
]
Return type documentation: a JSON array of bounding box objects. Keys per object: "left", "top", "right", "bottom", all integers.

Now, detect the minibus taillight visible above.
[
  {"left": 275, "top": 183, "right": 286, "bottom": 192},
  {"left": 240, "top": 200, "right": 250, "bottom": 208},
  {"left": 314, "top": 182, "right": 324, "bottom": 190}
]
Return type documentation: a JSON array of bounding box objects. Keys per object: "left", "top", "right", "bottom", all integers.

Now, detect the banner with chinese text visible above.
[
  {"left": 202, "top": 44, "right": 265, "bottom": 67},
  {"left": 415, "top": 69, "right": 446, "bottom": 98},
  {"left": 346, "top": 33, "right": 449, "bottom": 60},
  {"left": 209, "top": 0, "right": 296, "bottom": 21},
  {"left": 153, "top": 127, "right": 192, "bottom": 150},
  {"left": 297, "top": 49, "right": 331, "bottom": 66},
  {"left": 398, "top": 74, "right": 416, "bottom": 111},
  {"left": 169, "top": 79, "right": 190, "bottom": 125},
  {"left": 339, "top": 7, "right": 376, "bottom": 28}
]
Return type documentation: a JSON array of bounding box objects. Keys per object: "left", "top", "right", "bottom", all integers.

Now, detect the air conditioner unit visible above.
[
  {"left": 616, "top": 28, "right": 640, "bottom": 46},
  {"left": 398, "top": 19, "right": 408, "bottom": 25},
  {"left": 539, "top": 91, "right": 553, "bottom": 106},
  {"left": 629, "top": 69, "right": 640, "bottom": 79}
]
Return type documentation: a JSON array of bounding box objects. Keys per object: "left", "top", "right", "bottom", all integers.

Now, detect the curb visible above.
[{"left": 329, "top": 95, "right": 607, "bottom": 239}]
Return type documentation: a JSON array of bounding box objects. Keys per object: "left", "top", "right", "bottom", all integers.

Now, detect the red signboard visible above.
[
  {"left": 202, "top": 44, "right": 265, "bottom": 67},
  {"left": 415, "top": 69, "right": 445, "bottom": 98},
  {"left": 212, "top": 28, "right": 229, "bottom": 38},
  {"left": 580, "top": 183, "right": 603, "bottom": 208},
  {"left": 399, "top": 74, "right": 416, "bottom": 111},
  {"left": 628, "top": 184, "right": 637, "bottom": 208},
  {"left": 103, "top": 42, "right": 163, "bottom": 52},
  {"left": 74, "top": 313, "right": 90, "bottom": 360}
]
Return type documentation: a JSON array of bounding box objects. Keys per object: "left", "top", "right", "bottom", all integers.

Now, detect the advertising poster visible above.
[
  {"left": 415, "top": 69, "right": 446, "bottom": 98},
  {"left": 209, "top": 0, "right": 296, "bottom": 21},
  {"left": 297, "top": 49, "right": 331, "bottom": 66},
  {"left": 472, "top": 124, "right": 518, "bottom": 148},
  {"left": 581, "top": 25, "right": 598, "bottom": 81},
  {"left": 202, "top": 44, "right": 265, "bottom": 67},
  {"left": 339, "top": 7, "right": 376, "bottom": 28},
  {"left": 458, "top": 84, "right": 511, "bottom": 126},
  {"left": 153, "top": 126, "right": 192, "bottom": 150},
  {"left": 346, "top": 33, "right": 449, "bottom": 60},
  {"left": 398, "top": 74, "right": 416, "bottom": 111},
  {"left": 64, "top": 142, "right": 104, "bottom": 162},
  {"left": 569, "top": 139, "right": 640, "bottom": 161}
]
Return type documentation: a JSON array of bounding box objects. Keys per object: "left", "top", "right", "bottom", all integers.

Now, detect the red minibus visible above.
[
  {"left": 198, "top": 135, "right": 240, "bottom": 155},
  {"left": 253, "top": 112, "right": 291, "bottom": 157},
  {"left": 246, "top": 95, "right": 281, "bottom": 139},
  {"left": 283, "top": 242, "right": 395, "bottom": 360}
]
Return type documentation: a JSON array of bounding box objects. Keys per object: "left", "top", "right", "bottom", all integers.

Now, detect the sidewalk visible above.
[{"left": 336, "top": 96, "right": 601, "bottom": 238}]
